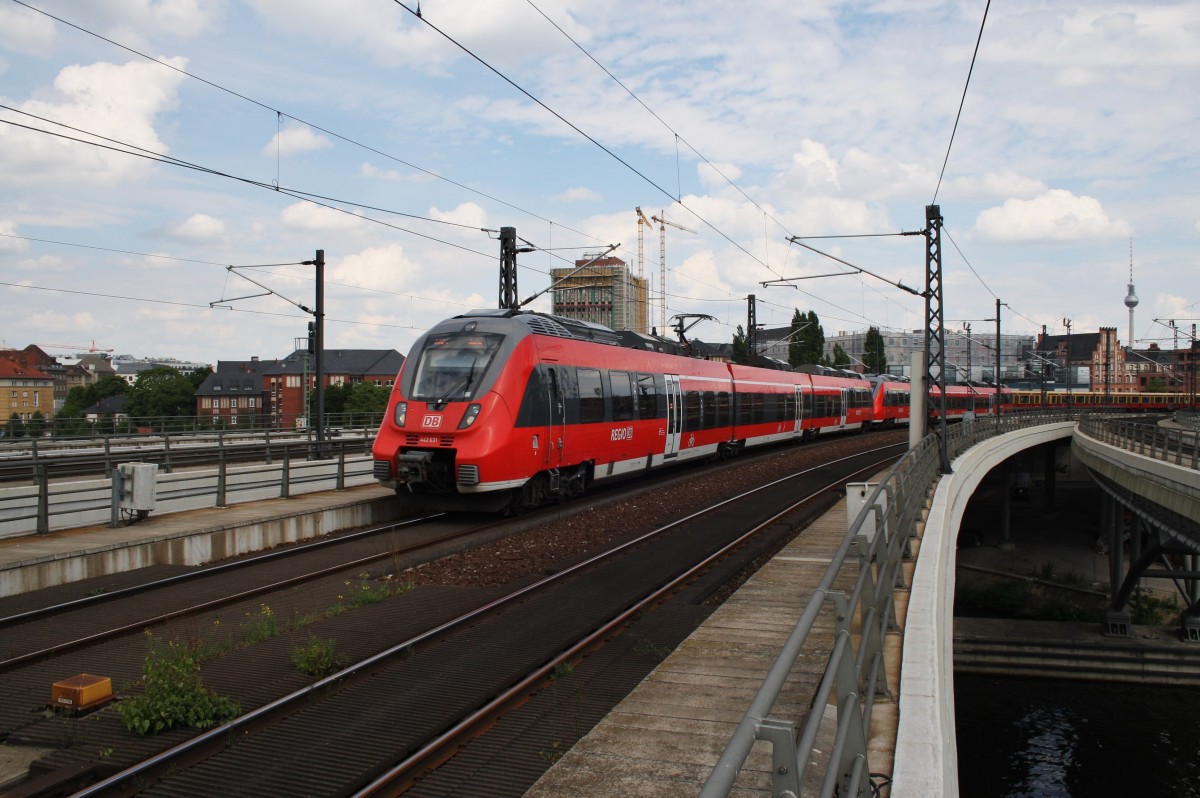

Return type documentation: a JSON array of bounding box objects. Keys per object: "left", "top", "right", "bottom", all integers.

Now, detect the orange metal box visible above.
[{"left": 50, "top": 674, "right": 113, "bottom": 712}]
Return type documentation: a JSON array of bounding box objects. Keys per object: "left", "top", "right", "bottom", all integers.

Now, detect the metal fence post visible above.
[
  {"left": 35, "top": 463, "right": 50, "bottom": 535},
  {"left": 264, "top": 429, "right": 272, "bottom": 465},
  {"left": 216, "top": 447, "right": 227, "bottom": 507},
  {"left": 163, "top": 433, "right": 173, "bottom": 473},
  {"left": 28, "top": 436, "right": 39, "bottom": 484},
  {"left": 336, "top": 444, "right": 345, "bottom": 491},
  {"left": 110, "top": 467, "right": 122, "bottom": 528},
  {"left": 280, "top": 449, "right": 291, "bottom": 499}
]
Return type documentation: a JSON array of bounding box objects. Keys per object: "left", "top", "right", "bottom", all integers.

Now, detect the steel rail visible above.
[
  {"left": 70, "top": 443, "right": 906, "bottom": 798},
  {"left": 0, "top": 513, "right": 443, "bottom": 628},
  {"left": 352, "top": 449, "right": 904, "bottom": 797},
  {"left": 0, "top": 514, "right": 550, "bottom": 673}
]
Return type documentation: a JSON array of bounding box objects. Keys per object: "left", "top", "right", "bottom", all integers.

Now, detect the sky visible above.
[{"left": 1, "top": 0, "right": 1198, "bottom": 368}]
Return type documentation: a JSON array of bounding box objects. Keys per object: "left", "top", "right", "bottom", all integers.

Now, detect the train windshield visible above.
[{"left": 410, "top": 331, "right": 504, "bottom": 404}]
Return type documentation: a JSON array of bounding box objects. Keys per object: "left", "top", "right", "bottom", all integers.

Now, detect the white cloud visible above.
[
  {"left": 0, "top": 4, "right": 57, "bottom": 55},
  {"left": 554, "top": 187, "right": 602, "bottom": 203},
  {"left": 167, "top": 213, "right": 226, "bottom": 243},
  {"left": 0, "top": 220, "right": 28, "bottom": 252},
  {"left": 265, "top": 123, "right": 333, "bottom": 157},
  {"left": 359, "top": 162, "right": 433, "bottom": 182},
  {"left": 331, "top": 244, "right": 420, "bottom": 292},
  {"left": 15, "top": 254, "right": 67, "bottom": 272},
  {"left": 118, "top": 0, "right": 227, "bottom": 37},
  {"left": 280, "top": 202, "right": 365, "bottom": 232},
  {"left": 23, "top": 310, "right": 98, "bottom": 333},
  {"left": 429, "top": 202, "right": 488, "bottom": 229},
  {"left": 0, "top": 58, "right": 186, "bottom": 186},
  {"left": 973, "top": 189, "right": 1132, "bottom": 242},
  {"left": 697, "top": 161, "right": 743, "bottom": 190}
]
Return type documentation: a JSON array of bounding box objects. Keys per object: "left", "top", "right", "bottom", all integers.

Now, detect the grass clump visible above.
[
  {"left": 117, "top": 635, "right": 239, "bottom": 736},
  {"left": 291, "top": 636, "right": 346, "bottom": 678}
]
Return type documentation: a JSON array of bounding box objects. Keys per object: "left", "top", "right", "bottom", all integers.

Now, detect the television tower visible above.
[{"left": 1123, "top": 237, "right": 1138, "bottom": 349}]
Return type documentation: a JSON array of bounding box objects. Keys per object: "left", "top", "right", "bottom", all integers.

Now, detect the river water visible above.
[{"left": 955, "top": 673, "right": 1200, "bottom": 797}]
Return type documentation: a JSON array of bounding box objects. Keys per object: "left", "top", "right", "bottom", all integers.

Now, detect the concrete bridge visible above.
[{"left": 696, "top": 412, "right": 1200, "bottom": 798}]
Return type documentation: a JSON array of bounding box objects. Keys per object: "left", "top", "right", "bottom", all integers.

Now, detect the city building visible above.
[
  {"left": 0, "top": 357, "right": 54, "bottom": 424},
  {"left": 1, "top": 346, "right": 69, "bottom": 412},
  {"left": 261, "top": 349, "right": 405, "bottom": 429},
  {"left": 112, "top": 355, "right": 210, "bottom": 385},
  {"left": 821, "top": 328, "right": 1036, "bottom": 380},
  {"left": 195, "top": 358, "right": 274, "bottom": 428},
  {"left": 550, "top": 255, "right": 650, "bottom": 334},
  {"left": 1126, "top": 343, "right": 1176, "bottom": 391},
  {"left": 1033, "top": 328, "right": 1133, "bottom": 393}
]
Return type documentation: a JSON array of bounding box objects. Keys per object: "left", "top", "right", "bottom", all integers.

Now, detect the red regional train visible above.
[{"left": 371, "top": 309, "right": 1009, "bottom": 512}]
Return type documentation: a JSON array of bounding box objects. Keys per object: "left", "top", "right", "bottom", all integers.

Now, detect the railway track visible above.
[{"left": 0, "top": 435, "right": 906, "bottom": 797}]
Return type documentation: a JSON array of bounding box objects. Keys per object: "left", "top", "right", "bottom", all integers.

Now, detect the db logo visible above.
[{"left": 422, "top": 415, "right": 442, "bottom": 429}]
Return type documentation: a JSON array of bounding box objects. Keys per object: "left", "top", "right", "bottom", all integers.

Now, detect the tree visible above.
[
  {"left": 863, "top": 327, "right": 888, "bottom": 373},
  {"left": 26, "top": 411, "right": 46, "bottom": 438},
  {"left": 831, "top": 343, "right": 851, "bottom": 367},
  {"left": 124, "top": 367, "right": 197, "bottom": 429},
  {"left": 731, "top": 325, "right": 749, "bottom": 365},
  {"left": 344, "top": 382, "right": 389, "bottom": 424},
  {"left": 806, "top": 310, "right": 826, "bottom": 365},
  {"left": 788, "top": 309, "right": 806, "bottom": 367},
  {"left": 6, "top": 413, "right": 26, "bottom": 438},
  {"left": 787, "top": 309, "right": 826, "bottom": 366},
  {"left": 60, "top": 374, "right": 127, "bottom": 419}
]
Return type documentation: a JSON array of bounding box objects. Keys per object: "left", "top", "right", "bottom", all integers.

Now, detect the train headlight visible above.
[
  {"left": 393, "top": 402, "right": 407, "bottom": 427},
  {"left": 458, "top": 403, "right": 481, "bottom": 429}
]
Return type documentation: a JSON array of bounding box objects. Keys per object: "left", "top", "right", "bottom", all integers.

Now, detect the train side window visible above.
[
  {"left": 513, "top": 366, "right": 550, "bottom": 427},
  {"left": 578, "top": 368, "right": 605, "bottom": 424},
  {"left": 717, "top": 391, "right": 732, "bottom": 427},
  {"left": 610, "top": 371, "right": 634, "bottom": 421},
  {"left": 636, "top": 373, "right": 658, "bottom": 419},
  {"left": 702, "top": 391, "right": 717, "bottom": 428},
  {"left": 685, "top": 390, "right": 703, "bottom": 431}
]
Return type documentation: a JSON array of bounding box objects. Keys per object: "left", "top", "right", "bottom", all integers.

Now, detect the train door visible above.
[
  {"left": 794, "top": 386, "right": 804, "bottom": 434},
  {"left": 664, "top": 374, "right": 682, "bottom": 458},
  {"left": 546, "top": 367, "right": 565, "bottom": 470},
  {"left": 839, "top": 387, "right": 849, "bottom": 429}
]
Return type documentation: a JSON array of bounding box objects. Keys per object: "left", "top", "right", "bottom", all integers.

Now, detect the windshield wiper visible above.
[{"left": 430, "top": 368, "right": 474, "bottom": 410}]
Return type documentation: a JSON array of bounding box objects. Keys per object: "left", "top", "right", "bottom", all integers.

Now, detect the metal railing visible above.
[
  {"left": 1077, "top": 415, "right": 1200, "bottom": 471},
  {"left": 700, "top": 410, "right": 1081, "bottom": 798},
  {"left": 0, "top": 424, "right": 379, "bottom": 484},
  {"left": 1, "top": 437, "right": 378, "bottom": 539}
]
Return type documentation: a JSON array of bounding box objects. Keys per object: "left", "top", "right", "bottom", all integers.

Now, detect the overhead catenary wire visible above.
[
  {"left": 390, "top": 0, "right": 780, "bottom": 280},
  {"left": 12, "top": 0, "right": 926, "bottom": 346},
  {"left": 524, "top": 0, "right": 793, "bottom": 274},
  {"left": 6, "top": 0, "right": 619, "bottom": 253},
  {"left": 931, "top": 0, "right": 991, "bottom": 203}
]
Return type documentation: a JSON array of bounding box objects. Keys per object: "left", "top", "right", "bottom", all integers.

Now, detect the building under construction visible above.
[{"left": 551, "top": 255, "right": 649, "bottom": 334}]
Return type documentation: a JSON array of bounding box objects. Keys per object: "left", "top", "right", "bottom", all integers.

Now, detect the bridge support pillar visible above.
[
  {"left": 998, "top": 460, "right": 1014, "bottom": 550},
  {"left": 1042, "top": 444, "right": 1057, "bottom": 513},
  {"left": 1105, "top": 608, "right": 1131, "bottom": 637},
  {"left": 1182, "top": 614, "right": 1200, "bottom": 643}
]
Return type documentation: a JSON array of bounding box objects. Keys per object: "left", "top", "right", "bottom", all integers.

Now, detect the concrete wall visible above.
[{"left": 891, "top": 422, "right": 1076, "bottom": 798}]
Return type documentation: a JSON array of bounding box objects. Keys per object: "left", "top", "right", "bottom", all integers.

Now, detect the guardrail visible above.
[
  {"left": 700, "top": 410, "right": 1082, "bottom": 798},
  {"left": 1, "top": 438, "right": 378, "bottom": 539},
  {"left": 0, "top": 422, "right": 380, "bottom": 481},
  {"left": 1078, "top": 415, "right": 1200, "bottom": 471}
]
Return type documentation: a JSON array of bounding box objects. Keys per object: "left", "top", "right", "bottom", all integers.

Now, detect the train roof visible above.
[{"left": 455, "top": 309, "right": 689, "bottom": 357}]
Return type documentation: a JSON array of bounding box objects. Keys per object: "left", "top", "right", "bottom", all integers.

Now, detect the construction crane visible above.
[
  {"left": 635, "top": 207, "right": 655, "bottom": 333},
  {"left": 650, "top": 212, "right": 696, "bottom": 334},
  {"left": 34, "top": 341, "right": 113, "bottom": 354}
]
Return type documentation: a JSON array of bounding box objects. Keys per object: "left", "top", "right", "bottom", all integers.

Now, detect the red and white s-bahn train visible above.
[{"left": 371, "top": 309, "right": 1004, "bottom": 512}]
